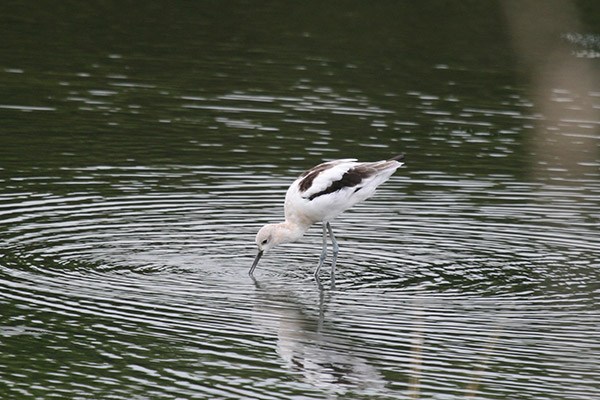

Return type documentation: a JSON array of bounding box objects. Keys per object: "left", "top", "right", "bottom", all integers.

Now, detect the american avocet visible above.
[{"left": 250, "top": 154, "right": 405, "bottom": 279}]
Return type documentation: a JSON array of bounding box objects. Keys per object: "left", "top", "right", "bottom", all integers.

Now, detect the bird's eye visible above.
[{"left": 261, "top": 239, "right": 268, "bottom": 245}]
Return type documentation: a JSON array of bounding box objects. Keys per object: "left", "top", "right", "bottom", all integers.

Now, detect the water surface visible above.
[{"left": 1, "top": 2, "right": 600, "bottom": 399}]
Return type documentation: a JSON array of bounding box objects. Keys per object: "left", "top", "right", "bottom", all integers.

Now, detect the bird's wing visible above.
[{"left": 297, "top": 161, "right": 382, "bottom": 201}]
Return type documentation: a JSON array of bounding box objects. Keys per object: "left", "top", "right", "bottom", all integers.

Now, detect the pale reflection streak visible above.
[
  {"left": 503, "top": 0, "right": 600, "bottom": 180},
  {"left": 405, "top": 297, "right": 504, "bottom": 400},
  {"left": 464, "top": 325, "right": 503, "bottom": 400},
  {"left": 407, "top": 299, "right": 424, "bottom": 400}
]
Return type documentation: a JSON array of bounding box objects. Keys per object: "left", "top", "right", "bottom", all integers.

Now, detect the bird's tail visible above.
[{"left": 387, "top": 154, "right": 405, "bottom": 162}]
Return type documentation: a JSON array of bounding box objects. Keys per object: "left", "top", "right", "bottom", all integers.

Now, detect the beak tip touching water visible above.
[{"left": 249, "top": 249, "right": 263, "bottom": 276}]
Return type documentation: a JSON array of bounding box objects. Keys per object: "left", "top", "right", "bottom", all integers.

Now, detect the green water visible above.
[{"left": 1, "top": 1, "right": 600, "bottom": 399}]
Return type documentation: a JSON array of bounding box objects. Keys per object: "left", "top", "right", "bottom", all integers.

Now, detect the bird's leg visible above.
[
  {"left": 326, "top": 222, "right": 339, "bottom": 279},
  {"left": 314, "top": 223, "right": 328, "bottom": 278}
]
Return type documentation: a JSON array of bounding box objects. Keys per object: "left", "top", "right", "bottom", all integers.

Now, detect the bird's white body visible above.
[
  {"left": 250, "top": 155, "right": 405, "bottom": 278},
  {"left": 284, "top": 158, "right": 401, "bottom": 226}
]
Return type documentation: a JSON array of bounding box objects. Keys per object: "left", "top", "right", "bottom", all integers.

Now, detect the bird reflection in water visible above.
[{"left": 250, "top": 278, "right": 385, "bottom": 395}]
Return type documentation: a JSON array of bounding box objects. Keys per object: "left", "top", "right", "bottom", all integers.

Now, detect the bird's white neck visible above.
[{"left": 273, "top": 220, "right": 310, "bottom": 245}]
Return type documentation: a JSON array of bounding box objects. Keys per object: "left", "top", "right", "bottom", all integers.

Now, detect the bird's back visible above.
[{"left": 284, "top": 157, "right": 403, "bottom": 224}]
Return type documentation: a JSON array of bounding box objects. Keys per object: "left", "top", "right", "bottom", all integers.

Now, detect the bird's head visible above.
[
  {"left": 255, "top": 223, "right": 280, "bottom": 253},
  {"left": 249, "top": 222, "right": 308, "bottom": 275},
  {"left": 250, "top": 222, "right": 307, "bottom": 275},
  {"left": 249, "top": 223, "right": 281, "bottom": 275}
]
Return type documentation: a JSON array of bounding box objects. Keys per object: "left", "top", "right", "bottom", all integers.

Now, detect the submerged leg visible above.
[
  {"left": 326, "top": 222, "right": 339, "bottom": 278},
  {"left": 314, "top": 223, "right": 328, "bottom": 278}
]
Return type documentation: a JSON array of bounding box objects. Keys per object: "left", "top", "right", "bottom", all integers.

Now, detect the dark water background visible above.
[{"left": 1, "top": 1, "right": 600, "bottom": 399}]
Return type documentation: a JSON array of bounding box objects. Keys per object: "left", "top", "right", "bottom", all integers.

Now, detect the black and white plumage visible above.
[{"left": 250, "top": 154, "right": 405, "bottom": 279}]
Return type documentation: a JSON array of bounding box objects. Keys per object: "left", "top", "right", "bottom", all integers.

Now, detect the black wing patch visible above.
[
  {"left": 298, "top": 163, "right": 334, "bottom": 193},
  {"left": 307, "top": 165, "right": 375, "bottom": 201}
]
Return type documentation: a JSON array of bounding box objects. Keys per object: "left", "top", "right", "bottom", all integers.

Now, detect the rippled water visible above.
[
  {"left": 2, "top": 164, "right": 599, "bottom": 399},
  {"left": 2, "top": 2, "right": 600, "bottom": 400}
]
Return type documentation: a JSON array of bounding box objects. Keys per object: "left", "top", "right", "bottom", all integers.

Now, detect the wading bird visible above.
[{"left": 250, "top": 154, "right": 405, "bottom": 279}]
